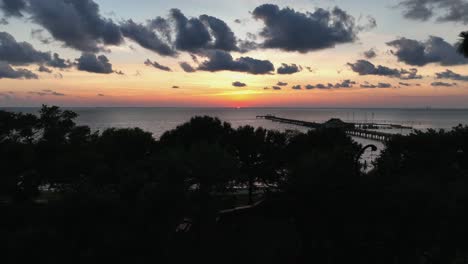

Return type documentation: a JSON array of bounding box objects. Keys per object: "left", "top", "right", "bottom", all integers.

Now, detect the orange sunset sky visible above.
[{"left": 1, "top": 0, "right": 468, "bottom": 108}]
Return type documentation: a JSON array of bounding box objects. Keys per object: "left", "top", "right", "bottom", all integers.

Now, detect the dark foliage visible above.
[{"left": 1, "top": 106, "right": 468, "bottom": 263}]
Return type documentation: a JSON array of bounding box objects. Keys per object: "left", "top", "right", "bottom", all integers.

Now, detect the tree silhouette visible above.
[{"left": 458, "top": 31, "right": 468, "bottom": 57}]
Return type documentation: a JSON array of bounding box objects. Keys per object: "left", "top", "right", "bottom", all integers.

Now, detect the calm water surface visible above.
[
  {"left": 6, "top": 107, "right": 468, "bottom": 168},
  {"left": 5, "top": 107, "right": 468, "bottom": 138}
]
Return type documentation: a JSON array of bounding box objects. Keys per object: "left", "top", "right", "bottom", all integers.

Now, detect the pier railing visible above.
[{"left": 257, "top": 115, "right": 411, "bottom": 143}]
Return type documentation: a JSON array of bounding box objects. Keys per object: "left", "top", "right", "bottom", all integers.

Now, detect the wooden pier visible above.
[
  {"left": 345, "top": 129, "right": 392, "bottom": 142},
  {"left": 257, "top": 115, "right": 322, "bottom": 128},
  {"left": 257, "top": 115, "right": 411, "bottom": 143}
]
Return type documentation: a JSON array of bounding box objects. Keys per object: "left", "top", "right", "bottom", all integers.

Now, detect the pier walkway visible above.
[{"left": 257, "top": 115, "right": 411, "bottom": 142}]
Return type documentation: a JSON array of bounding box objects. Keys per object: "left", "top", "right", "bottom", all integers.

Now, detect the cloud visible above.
[
  {"left": 363, "top": 48, "right": 377, "bottom": 59},
  {"left": 431, "top": 81, "right": 457, "bottom": 87},
  {"left": 398, "top": 0, "right": 468, "bottom": 24},
  {"left": 277, "top": 63, "right": 302, "bottom": 74},
  {"left": 144, "top": 59, "right": 172, "bottom": 71},
  {"left": 292, "top": 85, "right": 302, "bottom": 90},
  {"left": 0, "top": 61, "right": 37, "bottom": 79},
  {"left": 172, "top": 86, "right": 180, "bottom": 89},
  {"left": 0, "top": 31, "right": 50, "bottom": 65},
  {"left": 27, "top": 0, "right": 123, "bottom": 52},
  {"left": 147, "top": 17, "right": 172, "bottom": 42},
  {"left": 232, "top": 81, "right": 247, "bottom": 87},
  {"left": 252, "top": 4, "right": 359, "bottom": 53},
  {"left": 171, "top": 8, "right": 212, "bottom": 52},
  {"left": 76, "top": 53, "right": 113, "bottom": 74},
  {"left": 0, "top": 32, "right": 72, "bottom": 71},
  {"left": 47, "top": 53, "right": 72, "bottom": 69},
  {"left": 387, "top": 36, "right": 468, "bottom": 66},
  {"left": 29, "top": 89, "right": 65, "bottom": 96},
  {"left": 359, "top": 15, "right": 377, "bottom": 31},
  {"left": 190, "top": 54, "right": 199, "bottom": 64},
  {"left": 334, "top": 79, "right": 356, "bottom": 88},
  {"left": 399, "top": 82, "right": 413, "bottom": 86},
  {"left": 435, "top": 69, "right": 468, "bottom": 81},
  {"left": 38, "top": 65, "right": 52, "bottom": 73},
  {"left": 179, "top": 62, "right": 196, "bottom": 72},
  {"left": 23, "top": 0, "right": 123, "bottom": 52},
  {"left": 237, "top": 40, "right": 258, "bottom": 53},
  {"left": 198, "top": 50, "right": 274, "bottom": 75},
  {"left": 305, "top": 80, "right": 356, "bottom": 89},
  {"left": 97, "top": 93, "right": 105, "bottom": 96},
  {"left": 0, "top": 0, "right": 26, "bottom": 17},
  {"left": 120, "top": 19, "right": 176, "bottom": 56},
  {"left": 169, "top": 9, "right": 248, "bottom": 53},
  {"left": 31, "top": 29, "right": 52, "bottom": 44},
  {"left": 199, "top": 14, "right": 238, "bottom": 51},
  {"left": 347, "top": 60, "right": 423, "bottom": 80},
  {"left": 272, "top": 86, "right": 281, "bottom": 90},
  {"left": 277, "top": 81, "right": 288, "bottom": 86},
  {"left": 360, "top": 82, "right": 393, "bottom": 88}
]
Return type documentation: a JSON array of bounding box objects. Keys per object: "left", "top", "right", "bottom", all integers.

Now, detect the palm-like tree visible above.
[{"left": 457, "top": 31, "right": 468, "bottom": 57}]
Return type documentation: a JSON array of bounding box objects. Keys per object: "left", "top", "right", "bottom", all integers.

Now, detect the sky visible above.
[{"left": 0, "top": 0, "right": 468, "bottom": 108}]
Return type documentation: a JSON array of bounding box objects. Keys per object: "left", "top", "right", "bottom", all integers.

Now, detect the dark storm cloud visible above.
[
  {"left": 47, "top": 53, "right": 72, "bottom": 69},
  {"left": 387, "top": 36, "right": 468, "bottom": 66},
  {"left": 170, "top": 8, "right": 212, "bottom": 52},
  {"left": 27, "top": 0, "right": 123, "bottom": 52},
  {"left": 398, "top": 0, "right": 468, "bottom": 24},
  {"left": 431, "top": 81, "right": 457, "bottom": 87},
  {"left": 147, "top": 17, "right": 173, "bottom": 42},
  {"left": 144, "top": 59, "right": 172, "bottom": 72},
  {"left": 232, "top": 81, "right": 247, "bottom": 87},
  {"left": 435, "top": 69, "right": 468, "bottom": 81},
  {"left": 179, "top": 62, "right": 196, "bottom": 73},
  {"left": 38, "top": 65, "right": 52, "bottom": 73},
  {"left": 347, "top": 60, "right": 423, "bottom": 80},
  {"left": 237, "top": 40, "right": 259, "bottom": 53},
  {"left": 0, "top": 0, "right": 26, "bottom": 17},
  {"left": 277, "top": 81, "right": 288, "bottom": 86},
  {"left": 277, "top": 63, "right": 302, "bottom": 74},
  {"left": 169, "top": 9, "right": 245, "bottom": 53},
  {"left": 252, "top": 4, "right": 359, "bottom": 53},
  {"left": 76, "top": 53, "right": 113, "bottom": 74},
  {"left": 0, "top": 31, "right": 50, "bottom": 65},
  {"left": 199, "top": 15, "right": 238, "bottom": 51},
  {"left": 292, "top": 85, "right": 302, "bottom": 90},
  {"left": 360, "top": 82, "right": 393, "bottom": 88},
  {"left": 0, "top": 31, "right": 71, "bottom": 70},
  {"left": 0, "top": 62, "right": 37, "bottom": 79},
  {"left": 198, "top": 50, "right": 274, "bottom": 75},
  {"left": 363, "top": 48, "right": 377, "bottom": 59},
  {"left": 120, "top": 19, "right": 176, "bottom": 56}
]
